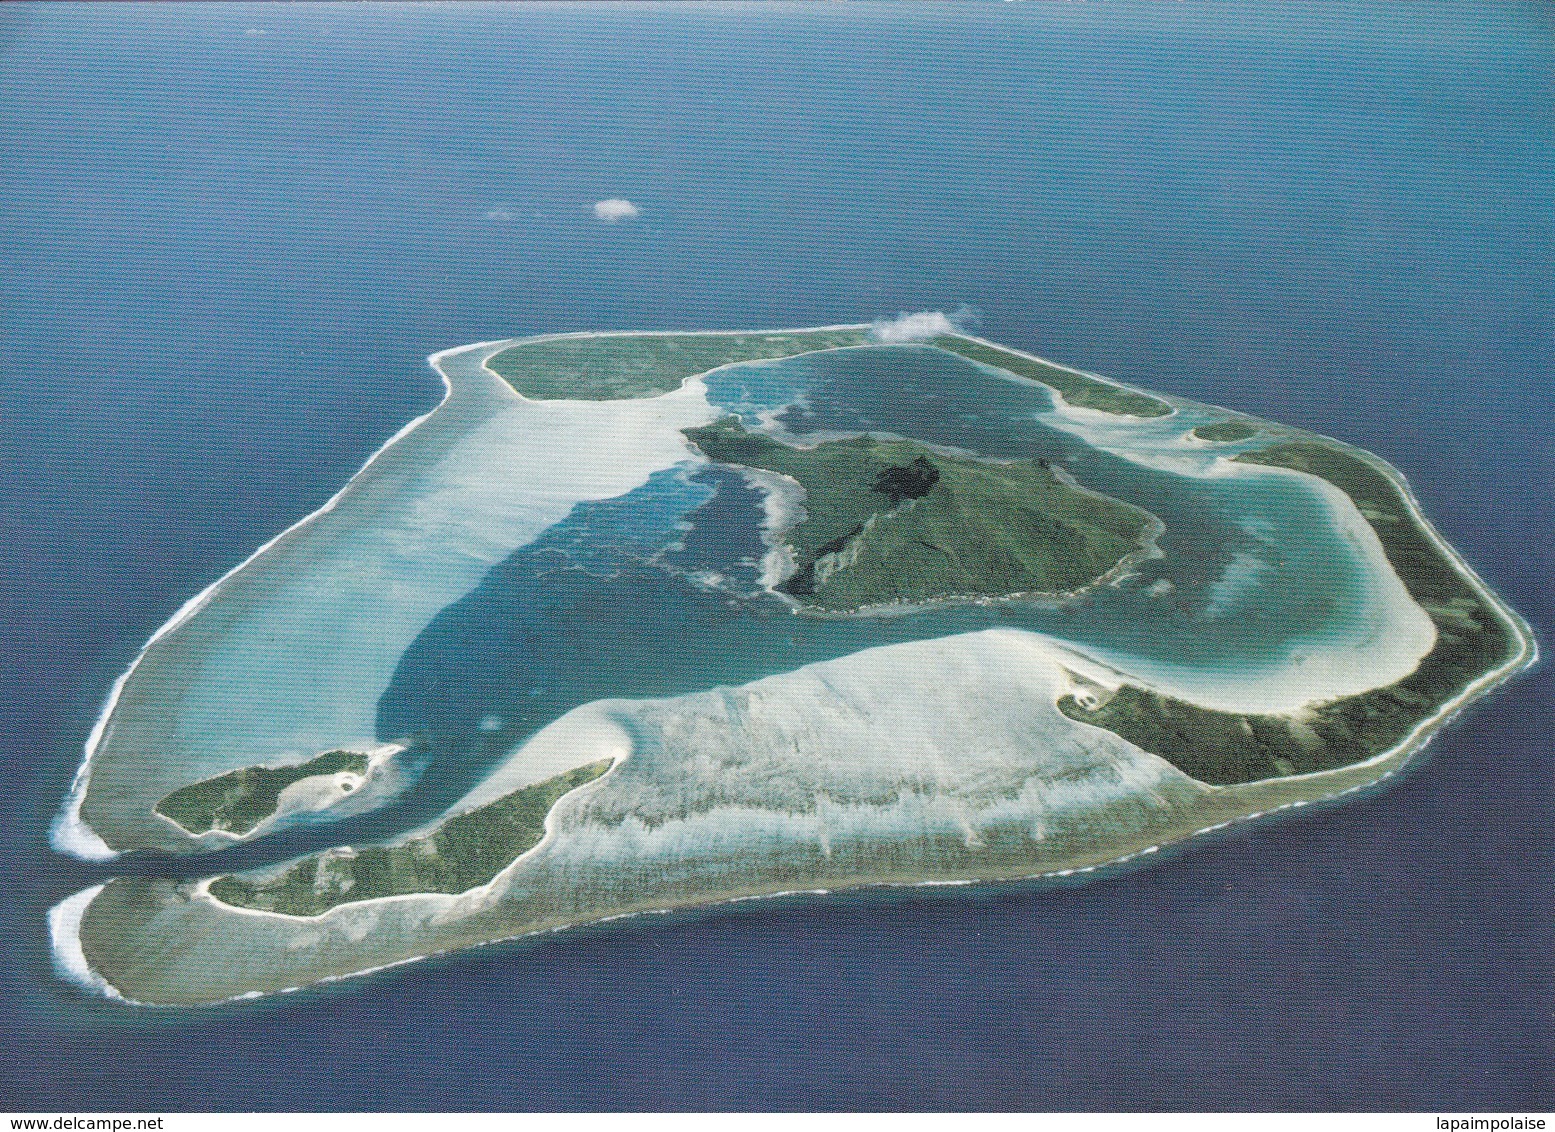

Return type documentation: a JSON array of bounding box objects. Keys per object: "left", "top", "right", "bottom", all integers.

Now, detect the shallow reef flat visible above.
[
  {"left": 58, "top": 335, "right": 724, "bottom": 857},
  {"left": 55, "top": 323, "right": 1535, "bottom": 1005},
  {"left": 61, "top": 631, "right": 1300, "bottom": 1005}
]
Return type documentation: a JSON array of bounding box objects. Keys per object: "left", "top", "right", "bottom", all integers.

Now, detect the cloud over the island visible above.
[
  {"left": 593, "top": 198, "right": 640, "bottom": 223},
  {"left": 870, "top": 308, "right": 976, "bottom": 343}
]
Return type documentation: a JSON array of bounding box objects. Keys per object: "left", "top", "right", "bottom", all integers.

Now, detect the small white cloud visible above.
[
  {"left": 593, "top": 198, "right": 640, "bottom": 223},
  {"left": 483, "top": 206, "right": 515, "bottom": 222},
  {"left": 243, "top": 27, "right": 269, "bottom": 36},
  {"left": 870, "top": 309, "right": 964, "bottom": 343}
]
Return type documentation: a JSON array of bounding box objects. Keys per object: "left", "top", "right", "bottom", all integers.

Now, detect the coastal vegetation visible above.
[
  {"left": 930, "top": 335, "right": 1172, "bottom": 418},
  {"left": 153, "top": 750, "right": 370, "bottom": 837},
  {"left": 1192, "top": 420, "right": 1259, "bottom": 443},
  {"left": 488, "top": 328, "right": 872, "bottom": 400},
  {"left": 685, "top": 417, "right": 1158, "bottom": 611},
  {"left": 1059, "top": 441, "right": 1516, "bottom": 784},
  {"left": 206, "top": 760, "right": 612, "bottom": 917}
]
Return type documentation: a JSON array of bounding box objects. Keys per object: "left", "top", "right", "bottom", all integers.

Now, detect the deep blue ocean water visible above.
[{"left": 0, "top": 1, "right": 1549, "bottom": 1110}]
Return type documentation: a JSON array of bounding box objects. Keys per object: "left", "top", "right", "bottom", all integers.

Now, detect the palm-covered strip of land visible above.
[
  {"left": 931, "top": 335, "right": 1172, "bottom": 418},
  {"left": 1060, "top": 441, "right": 1517, "bottom": 784},
  {"left": 1192, "top": 420, "right": 1260, "bottom": 442},
  {"left": 207, "top": 761, "right": 612, "bottom": 917},
  {"left": 154, "top": 750, "right": 370, "bottom": 837},
  {"left": 685, "top": 418, "right": 1158, "bottom": 612},
  {"left": 487, "top": 328, "right": 873, "bottom": 399}
]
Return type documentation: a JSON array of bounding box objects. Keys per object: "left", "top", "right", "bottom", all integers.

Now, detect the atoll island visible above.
[{"left": 51, "top": 319, "right": 1533, "bottom": 1006}]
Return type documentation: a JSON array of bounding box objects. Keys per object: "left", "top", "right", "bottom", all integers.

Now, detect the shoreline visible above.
[
  {"left": 937, "top": 330, "right": 1181, "bottom": 420},
  {"left": 47, "top": 885, "right": 121, "bottom": 1001}
]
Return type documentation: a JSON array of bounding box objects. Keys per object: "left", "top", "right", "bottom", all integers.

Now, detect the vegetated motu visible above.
[
  {"left": 484, "top": 327, "right": 1173, "bottom": 419},
  {"left": 1192, "top": 420, "right": 1260, "bottom": 443},
  {"left": 153, "top": 750, "right": 370, "bottom": 837},
  {"left": 1059, "top": 441, "right": 1515, "bottom": 784},
  {"left": 684, "top": 417, "right": 1159, "bottom": 612},
  {"left": 487, "top": 328, "right": 872, "bottom": 400},
  {"left": 929, "top": 335, "right": 1171, "bottom": 418},
  {"left": 207, "top": 761, "right": 612, "bottom": 916}
]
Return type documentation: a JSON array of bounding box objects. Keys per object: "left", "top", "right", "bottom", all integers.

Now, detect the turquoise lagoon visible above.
[{"left": 66, "top": 336, "right": 1437, "bottom": 869}]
